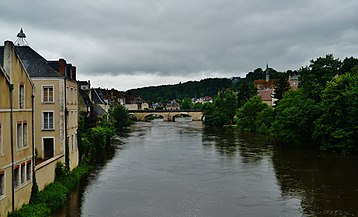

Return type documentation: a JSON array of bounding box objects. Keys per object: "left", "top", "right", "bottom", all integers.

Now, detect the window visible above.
[
  {"left": 17, "top": 122, "right": 22, "bottom": 149},
  {"left": 0, "top": 172, "right": 4, "bottom": 197},
  {"left": 0, "top": 124, "right": 3, "bottom": 155},
  {"left": 43, "top": 112, "right": 54, "bottom": 130},
  {"left": 26, "top": 162, "right": 31, "bottom": 181},
  {"left": 14, "top": 167, "right": 19, "bottom": 188},
  {"left": 19, "top": 84, "right": 24, "bottom": 109},
  {"left": 15, "top": 122, "right": 28, "bottom": 149},
  {"left": 23, "top": 122, "right": 28, "bottom": 147},
  {"left": 43, "top": 138, "right": 54, "bottom": 159},
  {"left": 21, "top": 165, "right": 26, "bottom": 184},
  {"left": 66, "top": 87, "right": 69, "bottom": 104},
  {"left": 71, "top": 111, "right": 74, "bottom": 127},
  {"left": 74, "top": 88, "right": 77, "bottom": 104},
  {"left": 70, "top": 88, "right": 73, "bottom": 104},
  {"left": 72, "top": 135, "right": 74, "bottom": 151},
  {"left": 43, "top": 86, "right": 54, "bottom": 103},
  {"left": 74, "top": 134, "right": 77, "bottom": 150}
]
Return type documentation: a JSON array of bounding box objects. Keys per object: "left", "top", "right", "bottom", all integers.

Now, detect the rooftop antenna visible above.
[{"left": 15, "top": 28, "right": 28, "bottom": 46}]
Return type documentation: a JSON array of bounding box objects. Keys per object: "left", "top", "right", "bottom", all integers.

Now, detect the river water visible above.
[{"left": 53, "top": 122, "right": 358, "bottom": 217}]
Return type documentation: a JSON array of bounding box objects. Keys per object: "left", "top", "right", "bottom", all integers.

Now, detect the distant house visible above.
[
  {"left": 124, "top": 95, "right": 149, "bottom": 110},
  {"left": 78, "top": 80, "right": 93, "bottom": 113},
  {"left": 192, "top": 96, "right": 213, "bottom": 104},
  {"left": 166, "top": 100, "right": 180, "bottom": 110},
  {"left": 253, "top": 64, "right": 278, "bottom": 106},
  {"left": 92, "top": 88, "right": 109, "bottom": 116},
  {"left": 257, "top": 89, "right": 275, "bottom": 106},
  {"left": 288, "top": 75, "right": 299, "bottom": 90}
]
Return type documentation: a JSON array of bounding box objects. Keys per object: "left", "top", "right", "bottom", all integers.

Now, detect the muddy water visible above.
[{"left": 53, "top": 122, "right": 358, "bottom": 217}]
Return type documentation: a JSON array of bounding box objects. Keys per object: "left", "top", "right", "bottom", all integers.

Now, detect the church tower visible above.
[{"left": 265, "top": 63, "right": 270, "bottom": 82}]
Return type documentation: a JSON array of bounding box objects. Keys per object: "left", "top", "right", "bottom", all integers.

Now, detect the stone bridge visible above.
[{"left": 128, "top": 109, "right": 203, "bottom": 121}]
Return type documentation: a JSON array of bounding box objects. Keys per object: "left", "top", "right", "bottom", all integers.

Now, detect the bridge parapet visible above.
[{"left": 128, "top": 109, "right": 203, "bottom": 121}]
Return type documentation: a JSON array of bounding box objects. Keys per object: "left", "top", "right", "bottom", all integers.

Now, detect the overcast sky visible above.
[{"left": 1, "top": 0, "right": 358, "bottom": 91}]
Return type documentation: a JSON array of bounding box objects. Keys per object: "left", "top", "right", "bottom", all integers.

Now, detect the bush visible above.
[
  {"left": 9, "top": 203, "right": 50, "bottom": 217},
  {"left": 33, "top": 182, "right": 68, "bottom": 210},
  {"left": 55, "top": 162, "right": 66, "bottom": 180}
]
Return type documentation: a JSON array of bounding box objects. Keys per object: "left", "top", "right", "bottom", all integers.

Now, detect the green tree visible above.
[
  {"left": 340, "top": 57, "right": 358, "bottom": 74},
  {"left": 270, "top": 90, "right": 320, "bottom": 144},
  {"left": 299, "top": 54, "right": 342, "bottom": 101},
  {"left": 255, "top": 106, "right": 274, "bottom": 134},
  {"left": 236, "top": 96, "right": 268, "bottom": 132},
  {"left": 203, "top": 89, "right": 238, "bottom": 127},
  {"left": 273, "top": 73, "right": 290, "bottom": 103},
  {"left": 313, "top": 69, "right": 358, "bottom": 152},
  {"left": 180, "top": 97, "right": 193, "bottom": 109},
  {"left": 110, "top": 104, "right": 132, "bottom": 130},
  {"left": 235, "top": 81, "right": 257, "bottom": 107}
]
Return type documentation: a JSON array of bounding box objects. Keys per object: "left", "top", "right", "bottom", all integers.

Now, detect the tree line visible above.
[{"left": 203, "top": 55, "right": 358, "bottom": 153}]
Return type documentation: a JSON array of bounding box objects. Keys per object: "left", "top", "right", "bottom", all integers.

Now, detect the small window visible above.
[
  {"left": 21, "top": 165, "right": 26, "bottom": 184},
  {"left": 0, "top": 124, "right": 3, "bottom": 155},
  {"left": 43, "top": 112, "right": 54, "bottom": 130},
  {"left": 14, "top": 167, "right": 19, "bottom": 188},
  {"left": 19, "top": 84, "right": 25, "bottom": 109},
  {"left": 17, "top": 123, "right": 22, "bottom": 149},
  {"left": 71, "top": 111, "right": 74, "bottom": 127},
  {"left": 71, "top": 88, "right": 73, "bottom": 104},
  {"left": 26, "top": 162, "right": 31, "bottom": 181},
  {"left": 0, "top": 172, "right": 4, "bottom": 197},
  {"left": 72, "top": 135, "right": 74, "bottom": 151},
  {"left": 23, "top": 122, "right": 28, "bottom": 147},
  {"left": 74, "top": 134, "right": 77, "bottom": 150},
  {"left": 43, "top": 86, "right": 54, "bottom": 103}
]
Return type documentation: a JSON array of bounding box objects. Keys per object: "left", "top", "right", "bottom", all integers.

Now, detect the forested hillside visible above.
[
  {"left": 126, "top": 67, "right": 287, "bottom": 102},
  {"left": 126, "top": 78, "right": 232, "bottom": 102}
]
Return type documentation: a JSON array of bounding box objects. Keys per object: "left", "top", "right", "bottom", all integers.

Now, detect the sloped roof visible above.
[
  {"left": 257, "top": 89, "right": 273, "bottom": 101},
  {"left": 0, "top": 46, "right": 62, "bottom": 78},
  {"left": 92, "top": 88, "right": 107, "bottom": 105}
]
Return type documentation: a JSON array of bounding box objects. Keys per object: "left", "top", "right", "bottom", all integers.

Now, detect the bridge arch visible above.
[{"left": 144, "top": 113, "right": 164, "bottom": 121}]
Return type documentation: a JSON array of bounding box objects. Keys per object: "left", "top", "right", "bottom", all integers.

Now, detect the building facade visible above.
[
  {"left": 48, "top": 59, "right": 79, "bottom": 170},
  {"left": 0, "top": 41, "right": 34, "bottom": 216}
]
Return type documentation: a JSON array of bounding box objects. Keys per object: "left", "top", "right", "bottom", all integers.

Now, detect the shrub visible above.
[
  {"left": 34, "top": 182, "right": 68, "bottom": 210},
  {"left": 9, "top": 203, "right": 50, "bottom": 217}
]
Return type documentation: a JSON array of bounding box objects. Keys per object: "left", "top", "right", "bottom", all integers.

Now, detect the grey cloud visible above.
[{"left": 1, "top": 0, "right": 358, "bottom": 78}]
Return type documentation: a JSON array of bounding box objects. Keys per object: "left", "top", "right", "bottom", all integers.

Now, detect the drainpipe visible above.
[
  {"left": 31, "top": 90, "right": 37, "bottom": 189},
  {"left": 9, "top": 83, "right": 14, "bottom": 212},
  {"left": 64, "top": 78, "right": 69, "bottom": 172}
]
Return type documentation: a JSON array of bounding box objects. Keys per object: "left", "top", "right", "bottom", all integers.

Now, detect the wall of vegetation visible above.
[{"left": 203, "top": 55, "right": 358, "bottom": 153}]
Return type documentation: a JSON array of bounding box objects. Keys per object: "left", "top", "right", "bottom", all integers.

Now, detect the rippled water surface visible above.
[{"left": 54, "top": 122, "right": 358, "bottom": 217}]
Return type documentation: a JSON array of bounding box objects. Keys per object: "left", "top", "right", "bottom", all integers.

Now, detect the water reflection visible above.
[
  {"left": 272, "top": 146, "right": 358, "bottom": 217},
  {"left": 55, "top": 122, "right": 358, "bottom": 217},
  {"left": 202, "top": 127, "right": 273, "bottom": 164}
]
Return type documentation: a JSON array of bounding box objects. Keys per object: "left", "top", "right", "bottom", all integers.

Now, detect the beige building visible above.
[
  {"left": 0, "top": 41, "right": 34, "bottom": 216},
  {"left": 14, "top": 47, "right": 79, "bottom": 189},
  {"left": 48, "top": 59, "right": 79, "bottom": 170},
  {"left": 15, "top": 46, "right": 68, "bottom": 190}
]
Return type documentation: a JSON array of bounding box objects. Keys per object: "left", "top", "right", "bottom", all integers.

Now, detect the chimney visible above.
[
  {"left": 71, "top": 66, "right": 77, "bottom": 80},
  {"left": 59, "top": 59, "right": 66, "bottom": 77},
  {"left": 3, "top": 41, "right": 14, "bottom": 79}
]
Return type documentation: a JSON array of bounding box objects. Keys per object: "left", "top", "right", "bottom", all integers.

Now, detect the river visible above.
[{"left": 53, "top": 122, "right": 358, "bottom": 217}]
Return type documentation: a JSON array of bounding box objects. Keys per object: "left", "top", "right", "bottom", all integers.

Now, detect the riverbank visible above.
[{"left": 9, "top": 160, "right": 91, "bottom": 217}]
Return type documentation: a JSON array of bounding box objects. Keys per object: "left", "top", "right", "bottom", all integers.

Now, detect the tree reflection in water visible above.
[{"left": 272, "top": 146, "right": 358, "bottom": 217}]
